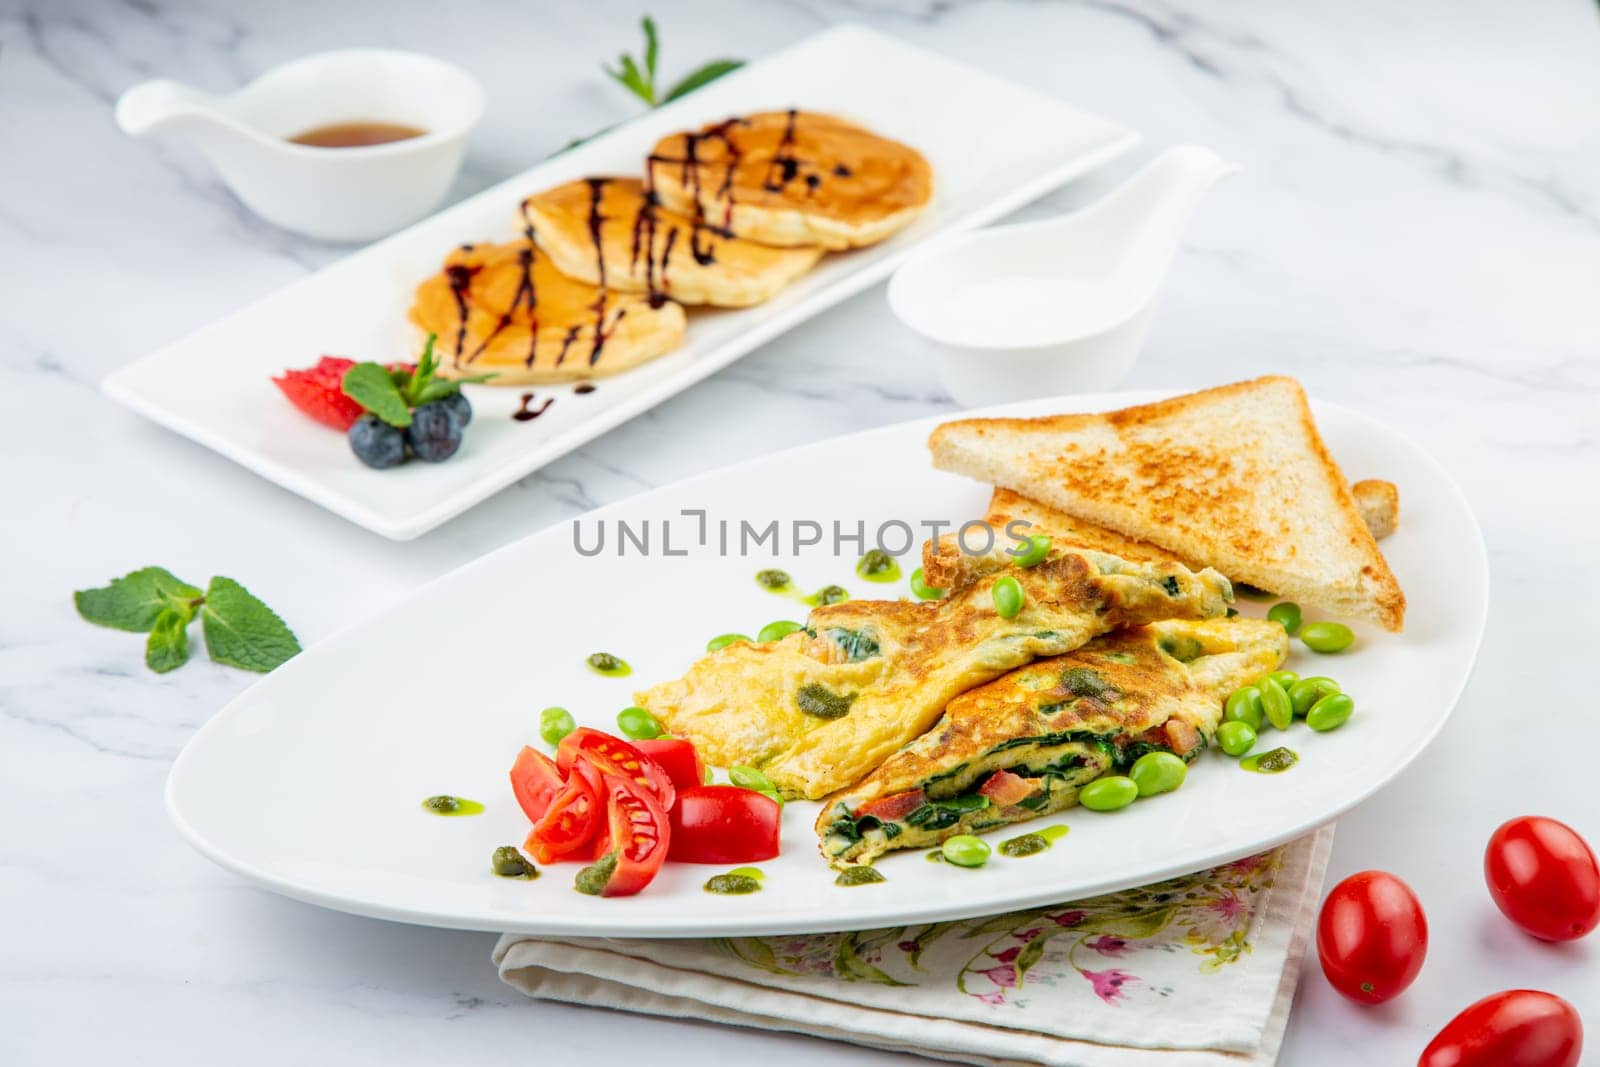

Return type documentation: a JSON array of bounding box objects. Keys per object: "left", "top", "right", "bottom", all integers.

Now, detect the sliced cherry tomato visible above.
[
  {"left": 557, "top": 728, "right": 676, "bottom": 810},
  {"left": 978, "top": 770, "right": 1035, "bottom": 807},
  {"left": 576, "top": 775, "right": 671, "bottom": 897},
  {"left": 1419, "top": 989, "right": 1582, "bottom": 1067},
  {"left": 1484, "top": 816, "right": 1600, "bottom": 942},
  {"left": 634, "top": 738, "right": 705, "bottom": 793},
  {"left": 668, "top": 785, "right": 781, "bottom": 864},
  {"left": 1316, "top": 870, "right": 1427, "bottom": 1003},
  {"left": 509, "top": 746, "right": 564, "bottom": 824},
  {"left": 525, "top": 759, "right": 601, "bottom": 864},
  {"left": 857, "top": 788, "right": 926, "bottom": 824}
]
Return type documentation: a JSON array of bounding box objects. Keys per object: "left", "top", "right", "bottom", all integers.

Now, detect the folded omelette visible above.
[
  {"left": 637, "top": 550, "right": 1234, "bottom": 800},
  {"left": 817, "top": 617, "right": 1288, "bottom": 867}
]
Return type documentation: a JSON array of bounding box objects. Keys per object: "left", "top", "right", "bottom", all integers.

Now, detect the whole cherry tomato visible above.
[
  {"left": 668, "top": 786, "right": 782, "bottom": 864},
  {"left": 1316, "top": 870, "right": 1428, "bottom": 1003},
  {"left": 1484, "top": 816, "right": 1600, "bottom": 942},
  {"left": 1419, "top": 989, "right": 1582, "bottom": 1067}
]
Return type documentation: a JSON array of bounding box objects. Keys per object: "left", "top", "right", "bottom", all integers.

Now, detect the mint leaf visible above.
[
  {"left": 411, "top": 372, "right": 495, "bottom": 406},
  {"left": 200, "top": 576, "right": 301, "bottom": 673},
  {"left": 642, "top": 16, "right": 659, "bottom": 83},
  {"left": 145, "top": 607, "right": 194, "bottom": 673},
  {"left": 662, "top": 59, "right": 743, "bottom": 103},
  {"left": 75, "top": 567, "right": 202, "bottom": 632},
  {"left": 341, "top": 362, "right": 412, "bottom": 428}
]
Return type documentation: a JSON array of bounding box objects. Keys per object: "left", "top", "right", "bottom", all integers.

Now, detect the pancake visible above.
[
  {"left": 520, "top": 177, "right": 824, "bottom": 307},
  {"left": 646, "top": 110, "right": 933, "bottom": 250},
  {"left": 408, "top": 239, "right": 686, "bottom": 385},
  {"left": 818, "top": 617, "right": 1288, "bottom": 867},
  {"left": 636, "top": 549, "right": 1234, "bottom": 800}
]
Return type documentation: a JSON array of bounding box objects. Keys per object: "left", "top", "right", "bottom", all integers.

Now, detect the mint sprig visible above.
[
  {"left": 339, "top": 335, "right": 493, "bottom": 429},
  {"left": 604, "top": 16, "right": 743, "bottom": 108},
  {"left": 76, "top": 569, "right": 301, "bottom": 675}
]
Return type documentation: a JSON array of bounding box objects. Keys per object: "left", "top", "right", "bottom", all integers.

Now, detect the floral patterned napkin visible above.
[{"left": 495, "top": 827, "right": 1333, "bottom": 1067}]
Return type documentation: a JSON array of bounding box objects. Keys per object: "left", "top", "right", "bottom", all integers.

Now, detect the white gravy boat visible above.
[
  {"left": 887, "top": 144, "right": 1238, "bottom": 405},
  {"left": 116, "top": 50, "right": 484, "bottom": 243}
]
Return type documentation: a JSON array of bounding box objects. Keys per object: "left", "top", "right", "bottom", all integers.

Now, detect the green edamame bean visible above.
[
  {"left": 729, "top": 765, "right": 777, "bottom": 794},
  {"left": 540, "top": 706, "right": 576, "bottom": 747},
  {"left": 940, "top": 834, "right": 992, "bottom": 868},
  {"left": 616, "top": 706, "right": 664, "bottom": 740},
  {"left": 1289, "top": 676, "right": 1341, "bottom": 716},
  {"left": 706, "top": 632, "right": 752, "bottom": 652},
  {"left": 1300, "top": 621, "right": 1355, "bottom": 653},
  {"left": 1217, "top": 720, "right": 1257, "bottom": 757},
  {"left": 1267, "top": 670, "right": 1299, "bottom": 691},
  {"left": 1306, "top": 692, "right": 1356, "bottom": 732},
  {"left": 1259, "top": 677, "right": 1294, "bottom": 731},
  {"left": 757, "top": 619, "right": 804, "bottom": 643},
  {"left": 1224, "top": 685, "right": 1265, "bottom": 731},
  {"left": 1129, "top": 751, "right": 1187, "bottom": 797},
  {"left": 1012, "top": 534, "right": 1051, "bottom": 568},
  {"left": 1267, "top": 601, "right": 1302, "bottom": 635},
  {"left": 1078, "top": 776, "right": 1139, "bottom": 812},
  {"left": 992, "top": 576, "right": 1024, "bottom": 619},
  {"left": 909, "top": 567, "right": 944, "bottom": 601}
]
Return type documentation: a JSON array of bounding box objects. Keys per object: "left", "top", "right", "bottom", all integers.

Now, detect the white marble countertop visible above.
[{"left": 6, "top": 1, "right": 1598, "bottom": 1063}]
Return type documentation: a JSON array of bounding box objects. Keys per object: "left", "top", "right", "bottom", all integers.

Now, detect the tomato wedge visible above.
[
  {"left": 557, "top": 728, "right": 676, "bottom": 810},
  {"left": 525, "top": 759, "right": 602, "bottom": 864},
  {"left": 668, "top": 785, "right": 782, "bottom": 864},
  {"left": 634, "top": 738, "right": 705, "bottom": 793},
  {"left": 509, "top": 746, "right": 564, "bottom": 823},
  {"left": 575, "top": 775, "right": 671, "bottom": 897}
]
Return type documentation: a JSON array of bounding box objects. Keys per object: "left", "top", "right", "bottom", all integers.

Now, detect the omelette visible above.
[
  {"left": 637, "top": 550, "right": 1233, "bottom": 800},
  {"left": 520, "top": 177, "right": 824, "bottom": 307},
  {"left": 646, "top": 110, "right": 933, "bottom": 250},
  {"left": 818, "top": 617, "right": 1289, "bottom": 867},
  {"left": 409, "top": 238, "right": 685, "bottom": 385}
]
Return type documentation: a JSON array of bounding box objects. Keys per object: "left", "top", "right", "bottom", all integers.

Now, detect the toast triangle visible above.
[{"left": 927, "top": 376, "right": 1406, "bottom": 630}]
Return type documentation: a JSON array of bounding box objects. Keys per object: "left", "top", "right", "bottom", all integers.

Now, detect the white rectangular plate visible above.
[
  {"left": 166, "top": 391, "right": 1487, "bottom": 937},
  {"left": 104, "top": 24, "right": 1137, "bottom": 540}
]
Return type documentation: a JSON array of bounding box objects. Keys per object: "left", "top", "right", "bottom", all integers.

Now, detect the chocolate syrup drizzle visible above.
[{"left": 512, "top": 392, "right": 555, "bottom": 421}]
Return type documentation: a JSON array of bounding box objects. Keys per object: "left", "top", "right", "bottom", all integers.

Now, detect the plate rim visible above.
[
  {"left": 165, "top": 387, "right": 1490, "bottom": 936},
  {"left": 103, "top": 22, "right": 1140, "bottom": 541}
]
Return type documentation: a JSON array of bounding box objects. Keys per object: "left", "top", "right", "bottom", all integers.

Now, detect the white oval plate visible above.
[{"left": 167, "top": 391, "right": 1487, "bottom": 936}]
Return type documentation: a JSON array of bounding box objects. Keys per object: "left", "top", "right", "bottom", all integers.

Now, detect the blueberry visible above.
[
  {"left": 348, "top": 415, "right": 406, "bottom": 469},
  {"left": 406, "top": 401, "right": 464, "bottom": 462},
  {"left": 438, "top": 391, "right": 472, "bottom": 428}
]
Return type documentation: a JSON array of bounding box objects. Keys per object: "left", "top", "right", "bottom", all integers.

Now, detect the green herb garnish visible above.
[
  {"left": 76, "top": 568, "right": 300, "bottom": 675},
  {"left": 605, "top": 17, "right": 744, "bottom": 107},
  {"left": 340, "top": 335, "right": 493, "bottom": 429}
]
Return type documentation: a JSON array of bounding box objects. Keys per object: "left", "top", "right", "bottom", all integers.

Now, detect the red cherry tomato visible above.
[
  {"left": 668, "top": 786, "right": 782, "bottom": 864},
  {"left": 633, "top": 738, "right": 705, "bottom": 793},
  {"left": 580, "top": 774, "right": 672, "bottom": 897},
  {"left": 978, "top": 769, "right": 1035, "bottom": 807},
  {"left": 525, "top": 759, "right": 602, "bottom": 864},
  {"left": 1484, "top": 816, "right": 1600, "bottom": 942},
  {"left": 508, "top": 746, "right": 564, "bottom": 823},
  {"left": 556, "top": 728, "right": 676, "bottom": 810},
  {"left": 1419, "top": 989, "right": 1582, "bottom": 1067},
  {"left": 1316, "top": 870, "right": 1428, "bottom": 1003}
]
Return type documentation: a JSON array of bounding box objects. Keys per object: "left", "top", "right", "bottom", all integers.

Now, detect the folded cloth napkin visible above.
[{"left": 496, "top": 826, "right": 1333, "bottom": 1067}]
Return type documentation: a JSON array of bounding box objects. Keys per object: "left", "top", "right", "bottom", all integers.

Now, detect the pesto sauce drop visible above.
[
  {"left": 999, "top": 833, "right": 1051, "bottom": 858},
  {"left": 491, "top": 846, "right": 538, "bottom": 878},
  {"left": 835, "top": 866, "right": 886, "bottom": 886},
  {"left": 705, "top": 873, "right": 762, "bottom": 895},
  {"left": 586, "top": 652, "right": 632, "bottom": 677},
  {"left": 1241, "top": 747, "right": 1298, "bottom": 774},
  {"left": 421, "top": 794, "right": 484, "bottom": 816},
  {"left": 805, "top": 584, "right": 850, "bottom": 606},
  {"left": 755, "top": 568, "right": 795, "bottom": 593},
  {"left": 856, "top": 549, "right": 902, "bottom": 584}
]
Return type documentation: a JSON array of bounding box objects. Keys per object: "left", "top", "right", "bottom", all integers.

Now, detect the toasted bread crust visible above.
[{"left": 928, "top": 377, "right": 1406, "bottom": 631}]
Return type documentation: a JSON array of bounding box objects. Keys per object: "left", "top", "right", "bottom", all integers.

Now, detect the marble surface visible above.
[{"left": 4, "top": 0, "right": 1598, "bottom": 1063}]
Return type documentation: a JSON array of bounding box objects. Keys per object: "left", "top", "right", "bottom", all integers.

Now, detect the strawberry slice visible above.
[
  {"left": 273, "top": 356, "right": 417, "bottom": 431},
  {"left": 273, "top": 357, "right": 364, "bottom": 430}
]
